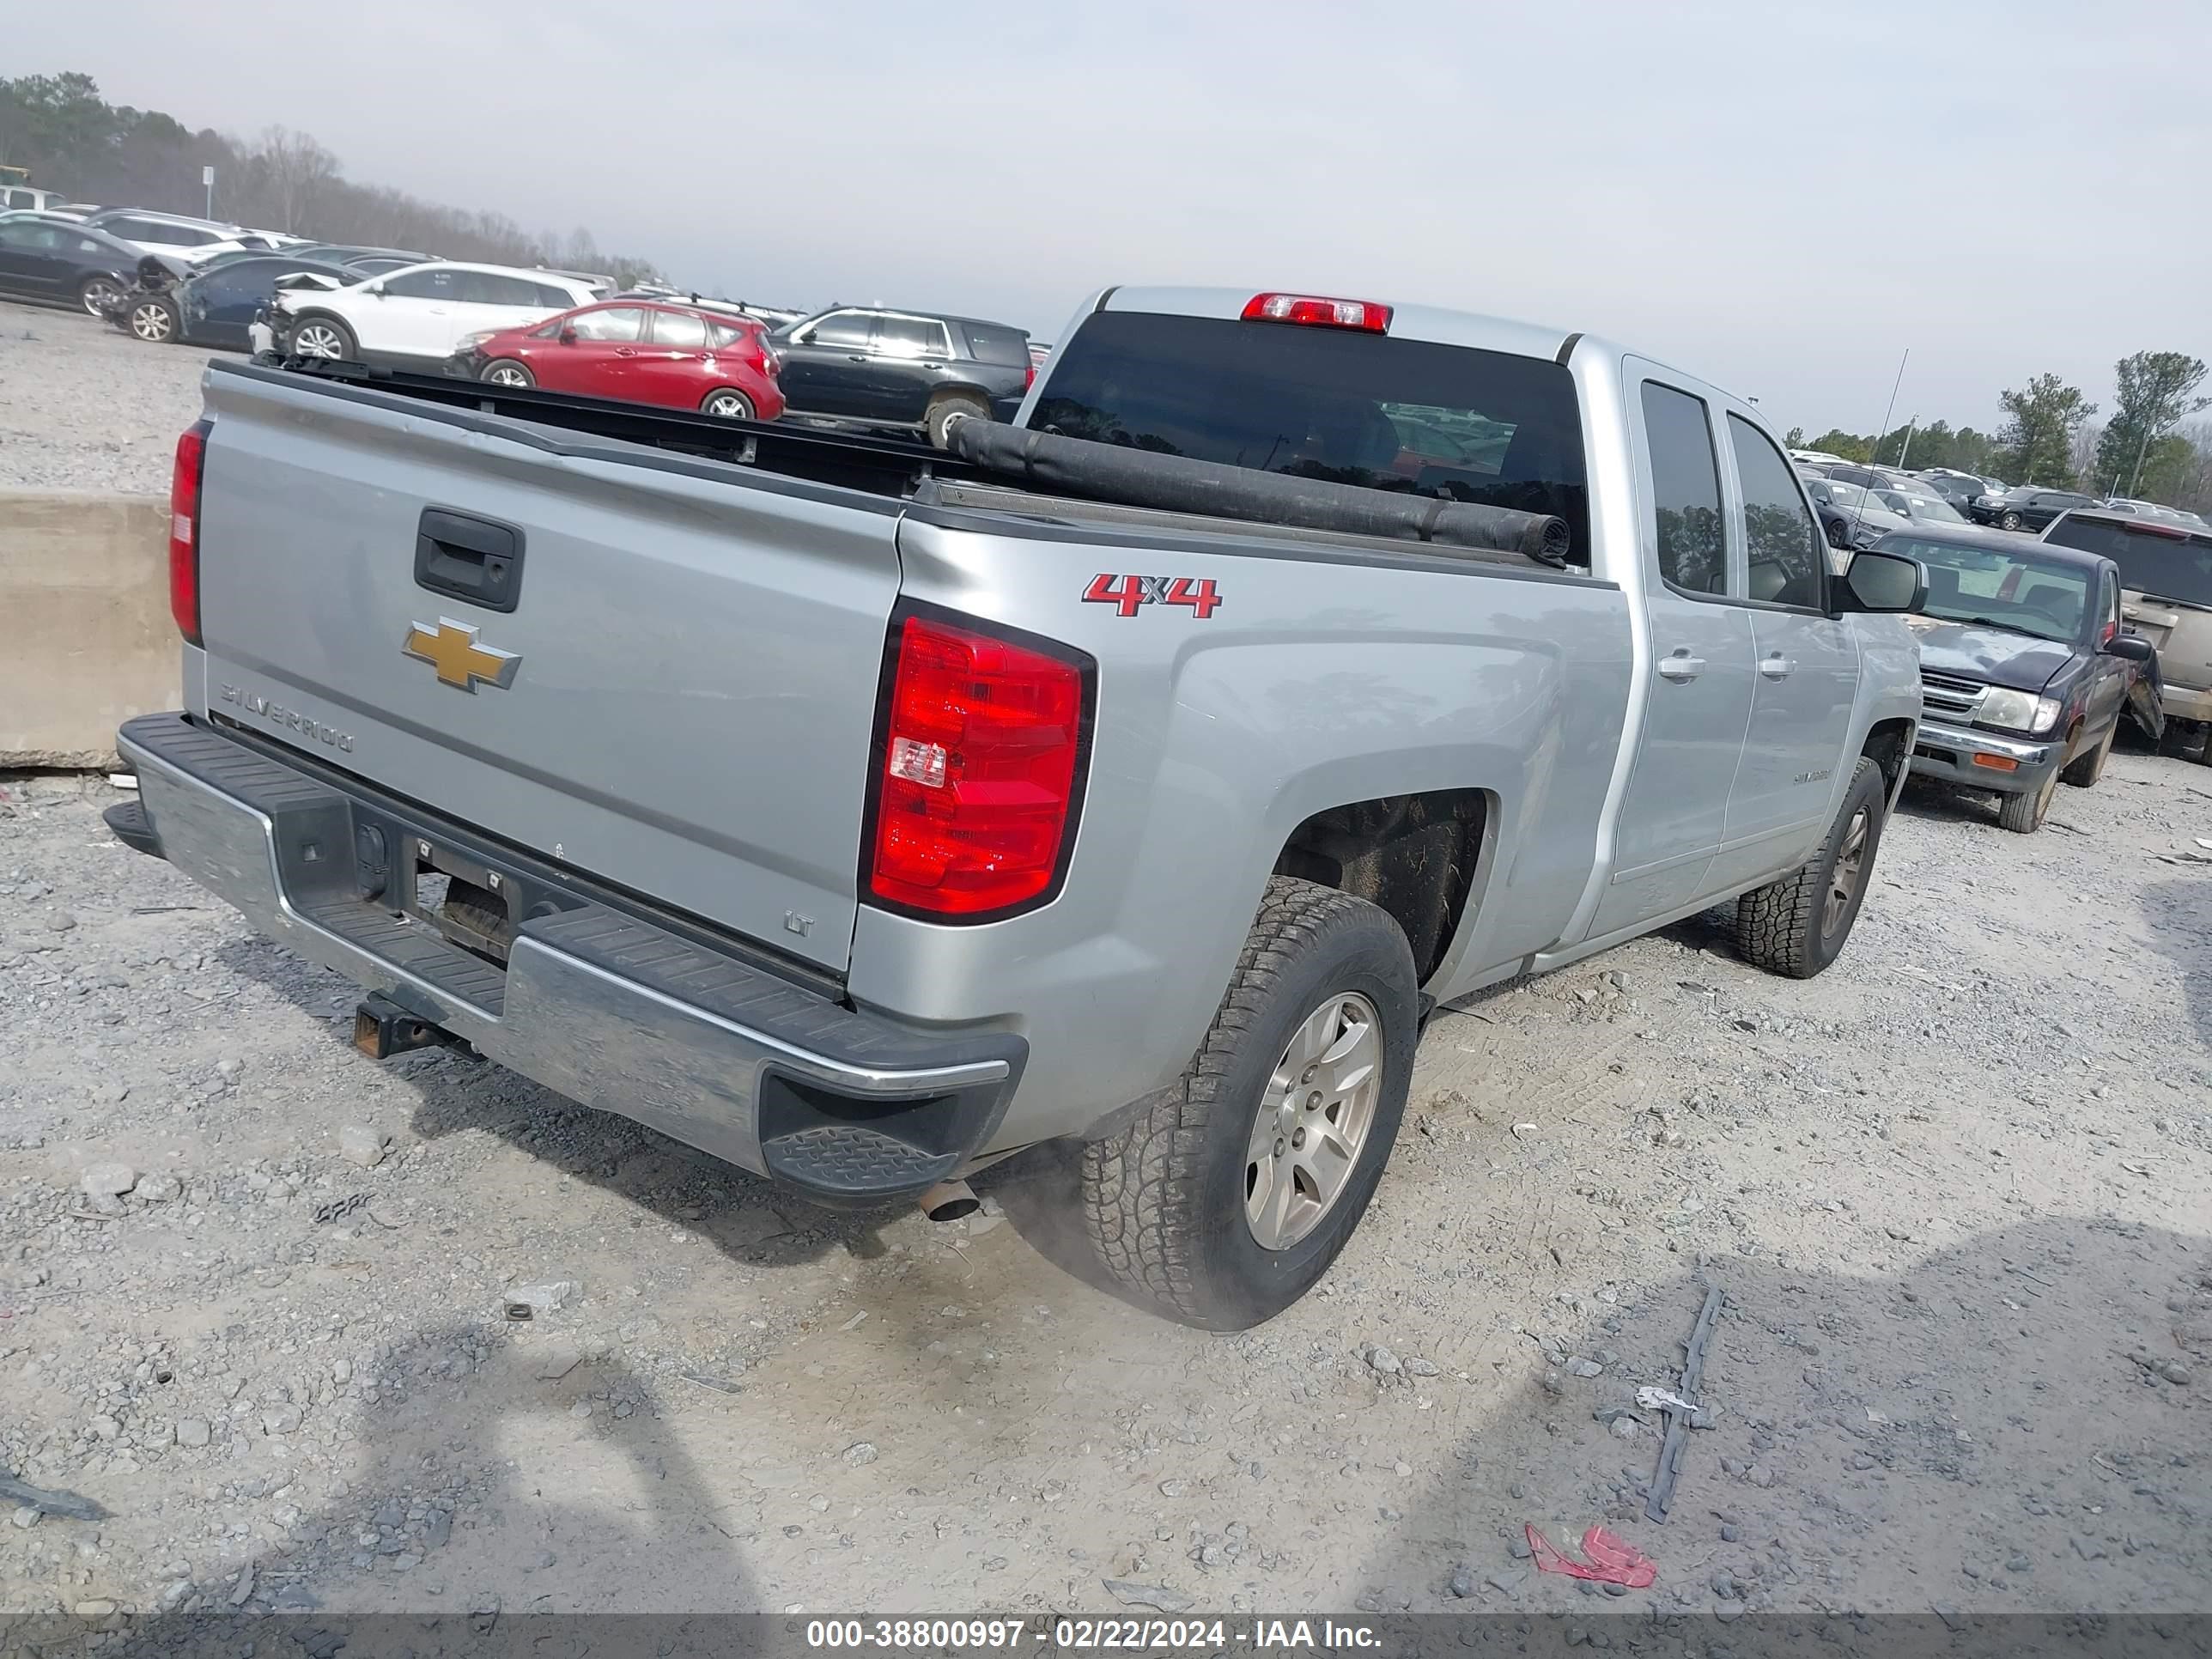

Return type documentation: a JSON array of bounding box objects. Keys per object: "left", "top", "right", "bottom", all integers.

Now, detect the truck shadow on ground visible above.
[
  {"left": 210, "top": 937, "right": 908, "bottom": 1273},
  {"left": 1348, "top": 1212, "right": 2211, "bottom": 1630},
  {"left": 72, "top": 1332, "right": 760, "bottom": 1656}
]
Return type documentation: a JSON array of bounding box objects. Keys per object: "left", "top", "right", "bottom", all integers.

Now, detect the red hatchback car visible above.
[{"left": 453, "top": 300, "right": 786, "bottom": 421}]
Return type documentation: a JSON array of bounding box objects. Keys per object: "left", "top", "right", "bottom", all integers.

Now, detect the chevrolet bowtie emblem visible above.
[{"left": 403, "top": 618, "right": 521, "bottom": 692}]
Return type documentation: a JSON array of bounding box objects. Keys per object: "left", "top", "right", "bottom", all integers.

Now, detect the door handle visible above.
[
  {"left": 615, "top": 347, "right": 635, "bottom": 357},
  {"left": 1656, "top": 651, "right": 1705, "bottom": 683},
  {"left": 847, "top": 354, "right": 870, "bottom": 363},
  {"left": 415, "top": 508, "right": 525, "bottom": 613},
  {"left": 1759, "top": 653, "right": 1796, "bottom": 678}
]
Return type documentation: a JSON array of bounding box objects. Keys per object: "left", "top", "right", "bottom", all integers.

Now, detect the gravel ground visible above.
[
  {"left": 3, "top": 744, "right": 2209, "bottom": 1637},
  {"left": 0, "top": 301, "right": 222, "bottom": 494}
]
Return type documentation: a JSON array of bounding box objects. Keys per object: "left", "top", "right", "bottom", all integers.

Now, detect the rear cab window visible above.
[
  {"left": 1031, "top": 309, "right": 1590, "bottom": 562},
  {"left": 2045, "top": 515, "right": 2212, "bottom": 609}
]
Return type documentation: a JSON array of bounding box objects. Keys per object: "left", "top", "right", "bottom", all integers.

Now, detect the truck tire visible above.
[
  {"left": 1996, "top": 766, "right": 2057, "bottom": 833},
  {"left": 1735, "top": 757, "right": 1887, "bottom": 979},
  {"left": 926, "top": 392, "right": 989, "bottom": 450},
  {"left": 1080, "top": 877, "right": 1418, "bottom": 1330},
  {"left": 2060, "top": 719, "right": 2113, "bottom": 787},
  {"left": 1999, "top": 510, "right": 2024, "bottom": 532}
]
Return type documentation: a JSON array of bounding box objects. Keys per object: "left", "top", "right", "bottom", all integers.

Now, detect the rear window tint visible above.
[
  {"left": 2045, "top": 516, "right": 2212, "bottom": 609},
  {"left": 1033, "top": 310, "right": 1589, "bottom": 562},
  {"left": 963, "top": 323, "right": 1030, "bottom": 367}
]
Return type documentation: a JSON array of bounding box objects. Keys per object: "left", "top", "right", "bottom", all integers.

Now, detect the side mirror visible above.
[
  {"left": 557, "top": 326, "right": 577, "bottom": 345},
  {"left": 2106, "top": 632, "right": 2155, "bottom": 662},
  {"left": 365, "top": 283, "right": 385, "bottom": 298},
  {"left": 1836, "top": 549, "right": 1926, "bottom": 614}
]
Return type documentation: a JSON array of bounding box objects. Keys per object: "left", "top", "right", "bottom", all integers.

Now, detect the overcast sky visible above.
[{"left": 15, "top": 0, "right": 2209, "bottom": 434}]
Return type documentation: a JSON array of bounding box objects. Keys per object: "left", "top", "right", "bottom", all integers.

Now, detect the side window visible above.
[
  {"left": 649, "top": 309, "right": 709, "bottom": 349},
  {"left": 532, "top": 282, "right": 578, "bottom": 308},
  {"left": 470, "top": 273, "right": 542, "bottom": 306},
  {"left": 1729, "top": 415, "right": 1825, "bottom": 608},
  {"left": 805, "top": 310, "right": 874, "bottom": 349},
  {"left": 382, "top": 268, "right": 453, "bottom": 300},
  {"left": 1640, "top": 381, "right": 1728, "bottom": 596},
  {"left": 878, "top": 315, "right": 948, "bottom": 357},
  {"left": 567, "top": 306, "right": 646, "bottom": 342}
]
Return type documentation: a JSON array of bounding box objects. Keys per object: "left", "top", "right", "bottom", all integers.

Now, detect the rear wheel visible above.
[
  {"left": 701, "top": 389, "right": 754, "bottom": 420},
  {"left": 1736, "top": 757, "right": 1887, "bottom": 978},
  {"left": 926, "top": 392, "right": 989, "bottom": 450},
  {"left": 2061, "top": 720, "right": 2114, "bottom": 787},
  {"left": 1080, "top": 877, "right": 1417, "bottom": 1329},
  {"left": 127, "top": 296, "right": 178, "bottom": 343},
  {"left": 79, "top": 275, "right": 126, "bottom": 316},
  {"left": 1996, "top": 767, "right": 2058, "bottom": 833},
  {"left": 289, "top": 315, "right": 356, "bottom": 360},
  {"left": 481, "top": 359, "right": 534, "bottom": 388}
]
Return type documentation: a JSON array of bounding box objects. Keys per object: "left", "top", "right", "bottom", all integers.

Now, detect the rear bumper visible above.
[
  {"left": 1908, "top": 717, "right": 2060, "bottom": 795},
  {"left": 114, "top": 713, "right": 1024, "bottom": 1208},
  {"left": 2161, "top": 683, "right": 2212, "bottom": 723}
]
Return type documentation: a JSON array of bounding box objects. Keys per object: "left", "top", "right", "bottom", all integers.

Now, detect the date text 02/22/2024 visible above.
[{"left": 802, "top": 1618, "right": 1382, "bottom": 1650}]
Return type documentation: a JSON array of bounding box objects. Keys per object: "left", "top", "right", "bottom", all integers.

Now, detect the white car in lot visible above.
[
  {"left": 79, "top": 209, "right": 295, "bottom": 261},
  {"left": 276, "top": 262, "right": 601, "bottom": 364}
]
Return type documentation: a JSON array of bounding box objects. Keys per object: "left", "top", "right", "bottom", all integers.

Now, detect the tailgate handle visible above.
[{"left": 415, "top": 509, "right": 524, "bottom": 614}]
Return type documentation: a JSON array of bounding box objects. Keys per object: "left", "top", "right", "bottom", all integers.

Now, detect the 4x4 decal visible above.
[{"left": 1082, "top": 574, "right": 1224, "bottom": 618}]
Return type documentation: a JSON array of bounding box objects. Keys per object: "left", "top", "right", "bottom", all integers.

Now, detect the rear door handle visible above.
[
  {"left": 847, "top": 354, "right": 870, "bottom": 363},
  {"left": 1759, "top": 653, "right": 1796, "bottom": 678},
  {"left": 1656, "top": 651, "right": 1705, "bottom": 683}
]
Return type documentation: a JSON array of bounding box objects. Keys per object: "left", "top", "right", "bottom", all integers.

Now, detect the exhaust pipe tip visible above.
[{"left": 919, "top": 1179, "right": 980, "bottom": 1224}]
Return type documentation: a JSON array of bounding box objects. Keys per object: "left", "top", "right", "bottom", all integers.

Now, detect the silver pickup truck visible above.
[{"left": 112, "top": 285, "right": 1925, "bottom": 1328}]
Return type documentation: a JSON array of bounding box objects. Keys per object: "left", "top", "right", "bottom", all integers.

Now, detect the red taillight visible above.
[
  {"left": 1024, "top": 362, "right": 1036, "bottom": 391},
  {"left": 867, "top": 612, "right": 1089, "bottom": 918},
  {"left": 1242, "top": 292, "right": 1392, "bottom": 332},
  {"left": 168, "top": 419, "right": 210, "bottom": 645}
]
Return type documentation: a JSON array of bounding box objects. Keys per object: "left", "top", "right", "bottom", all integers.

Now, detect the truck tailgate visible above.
[{"left": 192, "top": 366, "right": 901, "bottom": 973}]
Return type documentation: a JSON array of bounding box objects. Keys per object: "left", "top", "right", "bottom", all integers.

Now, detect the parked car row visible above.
[{"left": 2, "top": 196, "right": 1044, "bottom": 447}]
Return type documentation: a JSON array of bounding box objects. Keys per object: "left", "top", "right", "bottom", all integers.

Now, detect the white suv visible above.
[
  {"left": 81, "top": 210, "right": 288, "bottom": 260},
  {"left": 276, "top": 263, "right": 600, "bottom": 364}
]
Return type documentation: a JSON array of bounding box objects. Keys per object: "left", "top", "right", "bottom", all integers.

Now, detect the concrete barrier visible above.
[{"left": 1, "top": 490, "right": 179, "bottom": 769}]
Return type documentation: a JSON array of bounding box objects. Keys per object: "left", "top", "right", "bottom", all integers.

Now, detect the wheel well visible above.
[
  {"left": 925, "top": 385, "right": 992, "bottom": 413},
  {"left": 1271, "top": 789, "right": 1487, "bottom": 982},
  {"left": 1860, "top": 718, "right": 1912, "bottom": 796}
]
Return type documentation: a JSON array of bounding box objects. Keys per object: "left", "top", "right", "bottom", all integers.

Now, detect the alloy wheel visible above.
[
  {"left": 1822, "top": 806, "right": 1869, "bottom": 939},
  {"left": 1245, "top": 992, "right": 1382, "bottom": 1251},
  {"left": 293, "top": 322, "right": 344, "bottom": 359},
  {"left": 486, "top": 365, "right": 530, "bottom": 387},
  {"left": 130, "top": 303, "right": 173, "bottom": 343},
  {"left": 81, "top": 278, "right": 124, "bottom": 315}
]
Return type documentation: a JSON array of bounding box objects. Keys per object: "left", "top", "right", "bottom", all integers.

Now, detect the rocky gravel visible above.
[
  {"left": 3, "top": 742, "right": 2211, "bottom": 1633},
  {"left": 0, "top": 301, "right": 221, "bottom": 495}
]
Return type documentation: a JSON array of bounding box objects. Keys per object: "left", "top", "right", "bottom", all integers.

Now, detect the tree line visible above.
[
  {"left": 1788, "top": 349, "right": 2211, "bottom": 514},
  {"left": 0, "top": 71, "right": 665, "bottom": 287}
]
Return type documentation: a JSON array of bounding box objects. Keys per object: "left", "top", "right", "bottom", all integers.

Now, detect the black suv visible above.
[
  {"left": 770, "top": 307, "right": 1033, "bottom": 446},
  {"left": 1966, "top": 486, "right": 2096, "bottom": 532}
]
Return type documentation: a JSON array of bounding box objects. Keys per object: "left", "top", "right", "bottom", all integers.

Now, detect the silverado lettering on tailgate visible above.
[{"left": 218, "top": 684, "right": 356, "bottom": 752}]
